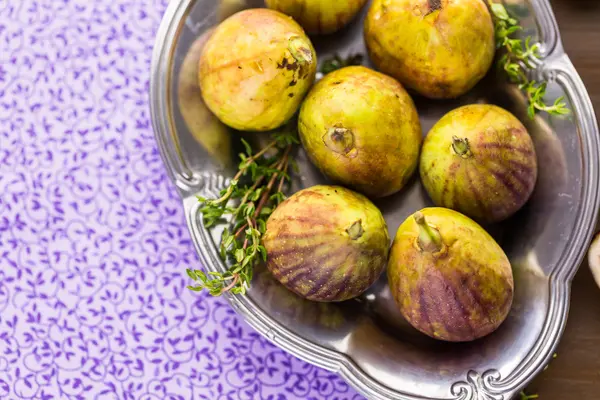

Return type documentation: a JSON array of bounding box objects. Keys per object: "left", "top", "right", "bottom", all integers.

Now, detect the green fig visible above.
[
  {"left": 263, "top": 185, "right": 389, "bottom": 302},
  {"left": 388, "top": 208, "right": 514, "bottom": 342},
  {"left": 298, "top": 66, "right": 422, "bottom": 198},
  {"left": 420, "top": 104, "right": 538, "bottom": 223},
  {"left": 364, "top": 0, "right": 495, "bottom": 99},
  {"left": 265, "top": 0, "right": 368, "bottom": 35},
  {"left": 199, "top": 9, "right": 317, "bottom": 131}
]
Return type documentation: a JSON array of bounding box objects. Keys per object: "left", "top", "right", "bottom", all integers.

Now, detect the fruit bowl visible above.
[{"left": 150, "top": 1, "right": 600, "bottom": 399}]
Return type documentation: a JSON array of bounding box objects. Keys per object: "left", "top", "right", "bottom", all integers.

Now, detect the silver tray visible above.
[{"left": 150, "top": 1, "right": 600, "bottom": 399}]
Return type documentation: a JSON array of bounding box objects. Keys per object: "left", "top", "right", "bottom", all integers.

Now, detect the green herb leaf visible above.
[
  {"left": 186, "top": 269, "right": 198, "bottom": 280},
  {"left": 491, "top": 3, "right": 509, "bottom": 20},
  {"left": 320, "top": 53, "right": 364, "bottom": 75},
  {"left": 520, "top": 392, "right": 539, "bottom": 400},
  {"left": 241, "top": 138, "right": 252, "bottom": 156},
  {"left": 259, "top": 245, "right": 268, "bottom": 262},
  {"left": 187, "top": 132, "right": 294, "bottom": 296},
  {"left": 258, "top": 220, "right": 267, "bottom": 234},
  {"left": 488, "top": 1, "right": 569, "bottom": 118}
]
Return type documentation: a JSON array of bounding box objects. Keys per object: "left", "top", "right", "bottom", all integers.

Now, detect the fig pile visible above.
[{"left": 190, "top": 1, "right": 563, "bottom": 343}]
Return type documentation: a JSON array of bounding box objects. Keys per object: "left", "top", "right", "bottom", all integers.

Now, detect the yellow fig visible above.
[
  {"left": 265, "top": 0, "right": 368, "bottom": 35},
  {"left": 364, "top": 0, "right": 495, "bottom": 99},
  {"left": 199, "top": 9, "right": 317, "bottom": 131},
  {"left": 298, "top": 66, "right": 422, "bottom": 198}
]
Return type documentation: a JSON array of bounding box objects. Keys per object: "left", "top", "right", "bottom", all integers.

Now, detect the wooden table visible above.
[{"left": 527, "top": 1, "right": 600, "bottom": 398}]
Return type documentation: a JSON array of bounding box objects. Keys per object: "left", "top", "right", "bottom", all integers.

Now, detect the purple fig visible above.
[
  {"left": 420, "top": 104, "right": 538, "bottom": 223},
  {"left": 388, "top": 208, "right": 514, "bottom": 342},
  {"left": 263, "top": 185, "right": 389, "bottom": 302}
]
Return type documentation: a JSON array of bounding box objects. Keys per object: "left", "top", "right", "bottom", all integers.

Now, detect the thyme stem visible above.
[
  {"left": 187, "top": 128, "right": 298, "bottom": 296},
  {"left": 487, "top": 1, "right": 569, "bottom": 118}
]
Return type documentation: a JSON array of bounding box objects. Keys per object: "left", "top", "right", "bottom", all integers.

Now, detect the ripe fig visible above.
[
  {"left": 199, "top": 9, "right": 317, "bottom": 131},
  {"left": 298, "top": 66, "right": 422, "bottom": 198},
  {"left": 364, "top": 0, "right": 495, "bottom": 99},
  {"left": 420, "top": 104, "right": 538, "bottom": 223},
  {"left": 265, "top": 0, "right": 368, "bottom": 35},
  {"left": 388, "top": 208, "right": 514, "bottom": 342},
  {"left": 263, "top": 185, "right": 389, "bottom": 302}
]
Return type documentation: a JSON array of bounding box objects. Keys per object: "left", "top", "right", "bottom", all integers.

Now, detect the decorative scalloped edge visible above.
[
  {"left": 151, "top": 1, "right": 600, "bottom": 399},
  {"left": 451, "top": 370, "right": 503, "bottom": 400}
]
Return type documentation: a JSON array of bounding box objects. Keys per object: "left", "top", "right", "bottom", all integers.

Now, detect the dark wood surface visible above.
[{"left": 525, "top": 1, "right": 600, "bottom": 398}]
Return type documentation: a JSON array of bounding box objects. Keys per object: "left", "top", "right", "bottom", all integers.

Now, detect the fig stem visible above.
[
  {"left": 288, "top": 36, "right": 313, "bottom": 65},
  {"left": 452, "top": 136, "right": 472, "bottom": 158},
  {"left": 254, "top": 145, "right": 291, "bottom": 219},
  {"left": 346, "top": 220, "right": 364, "bottom": 240},
  {"left": 414, "top": 212, "right": 443, "bottom": 253},
  {"left": 427, "top": 0, "right": 442, "bottom": 14}
]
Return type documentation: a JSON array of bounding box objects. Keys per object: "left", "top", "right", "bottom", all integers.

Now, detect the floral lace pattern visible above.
[{"left": 0, "top": 1, "right": 362, "bottom": 398}]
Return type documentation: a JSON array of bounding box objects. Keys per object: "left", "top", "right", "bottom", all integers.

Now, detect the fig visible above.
[
  {"left": 263, "top": 185, "right": 389, "bottom": 302},
  {"left": 420, "top": 104, "right": 538, "bottom": 223},
  {"left": 387, "top": 208, "right": 514, "bottom": 342},
  {"left": 364, "top": 0, "right": 495, "bottom": 99},
  {"left": 199, "top": 9, "right": 317, "bottom": 131},
  {"left": 265, "top": 0, "right": 368, "bottom": 35},
  {"left": 298, "top": 66, "right": 422, "bottom": 198}
]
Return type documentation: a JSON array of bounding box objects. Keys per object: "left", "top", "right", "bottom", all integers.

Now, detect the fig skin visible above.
[
  {"left": 265, "top": 0, "right": 368, "bottom": 35},
  {"left": 263, "top": 185, "right": 389, "bottom": 302},
  {"left": 420, "top": 104, "right": 538, "bottom": 223},
  {"left": 298, "top": 66, "right": 422, "bottom": 198},
  {"left": 388, "top": 208, "right": 514, "bottom": 342},
  {"left": 364, "top": 0, "right": 495, "bottom": 99},
  {"left": 199, "top": 9, "right": 317, "bottom": 131}
]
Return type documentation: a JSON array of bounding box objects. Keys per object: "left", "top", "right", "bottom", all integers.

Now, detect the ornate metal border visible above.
[{"left": 150, "top": 1, "right": 600, "bottom": 399}]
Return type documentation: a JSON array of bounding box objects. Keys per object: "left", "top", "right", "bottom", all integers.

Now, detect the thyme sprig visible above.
[
  {"left": 488, "top": 1, "right": 569, "bottom": 118},
  {"left": 320, "top": 53, "right": 364, "bottom": 75},
  {"left": 186, "top": 130, "right": 298, "bottom": 296},
  {"left": 520, "top": 392, "right": 539, "bottom": 400}
]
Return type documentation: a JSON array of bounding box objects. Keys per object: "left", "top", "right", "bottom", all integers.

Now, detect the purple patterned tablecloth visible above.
[{"left": 0, "top": 1, "right": 364, "bottom": 399}]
